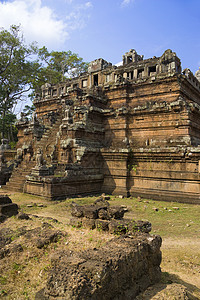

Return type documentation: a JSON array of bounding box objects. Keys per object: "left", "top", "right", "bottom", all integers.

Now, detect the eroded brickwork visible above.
[{"left": 3, "top": 49, "right": 200, "bottom": 202}]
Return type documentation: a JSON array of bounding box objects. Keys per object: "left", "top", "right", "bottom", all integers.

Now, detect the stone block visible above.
[
  {"left": 98, "top": 208, "right": 110, "bottom": 220},
  {"left": 95, "top": 219, "right": 109, "bottom": 231},
  {"left": 71, "top": 205, "right": 83, "bottom": 218},
  {"left": 108, "top": 206, "right": 125, "bottom": 219},
  {"left": 83, "top": 206, "right": 98, "bottom": 219},
  {"left": 82, "top": 217, "right": 96, "bottom": 229},
  {"left": 37, "top": 235, "right": 162, "bottom": 299},
  {"left": 108, "top": 219, "right": 128, "bottom": 235},
  {"left": 128, "top": 220, "right": 152, "bottom": 234},
  {"left": 0, "top": 214, "right": 7, "bottom": 223},
  {"left": 69, "top": 217, "right": 82, "bottom": 228}
]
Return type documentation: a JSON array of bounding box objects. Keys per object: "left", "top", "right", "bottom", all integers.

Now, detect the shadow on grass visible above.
[{"left": 136, "top": 272, "right": 200, "bottom": 300}]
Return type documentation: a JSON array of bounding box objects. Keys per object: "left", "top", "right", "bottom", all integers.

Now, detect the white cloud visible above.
[
  {"left": 121, "top": 0, "right": 135, "bottom": 7},
  {"left": 0, "top": 0, "right": 92, "bottom": 49},
  {"left": 66, "top": 1, "right": 92, "bottom": 31}
]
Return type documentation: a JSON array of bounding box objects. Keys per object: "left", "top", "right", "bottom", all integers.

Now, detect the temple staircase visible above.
[
  {"left": 3, "top": 159, "right": 35, "bottom": 192},
  {"left": 35, "top": 115, "right": 62, "bottom": 163},
  {"left": 3, "top": 115, "right": 63, "bottom": 192}
]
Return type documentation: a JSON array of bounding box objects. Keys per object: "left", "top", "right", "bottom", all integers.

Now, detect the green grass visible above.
[
  {"left": 9, "top": 193, "right": 200, "bottom": 239},
  {"left": 1, "top": 192, "right": 200, "bottom": 299}
]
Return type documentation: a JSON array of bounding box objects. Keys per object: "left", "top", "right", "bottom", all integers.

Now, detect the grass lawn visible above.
[{"left": 0, "top": 191, "right": 200, "bottom": 299}]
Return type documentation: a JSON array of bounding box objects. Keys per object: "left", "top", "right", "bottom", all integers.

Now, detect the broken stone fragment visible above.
[
  {"left": 128, "top": 220, "right": 152, "bottom": 234},
  {"left": 95, "top": 219, "right": 109, "bottom": 231},
  {"left": 0, "top": 195, "right": 12, "bottom": 205},
  {"left": 98, "top": 208, "right": 110, "bottom": 220},
  {"left": 71, "top": 205, "right": 84, "bottom": 218},
  {"left": 94, "top": 197, "right": 110, "bottom": 207},
  {"left": 83, "top": 205, "right": 98, "bottom": 219},
  {"left": 35, "top": 230, "right": 63, "bottom": 249},
  {"left": 0, "top": 214, "right": 7, "bottom": 223},
  {"left": 82, "top": 217, "right": 96, "bottom": 230},
  {"left": 107, "top": 206, "right": 126, "bottom": 219},
  {"left": 109, "top": 219, "right": 127, "bottom": 235},
  {"left": 69, "top": 217, "right": 82, "bottom": 228}
]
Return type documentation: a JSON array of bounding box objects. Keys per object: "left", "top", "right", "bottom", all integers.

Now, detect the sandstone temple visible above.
[{"left": 1, "top": 49, "right": 200, "bottom": 203}]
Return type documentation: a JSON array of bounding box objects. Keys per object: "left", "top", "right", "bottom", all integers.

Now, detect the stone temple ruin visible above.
[{"left": 1, "top": 49, "right": 200, "bottom": 203}]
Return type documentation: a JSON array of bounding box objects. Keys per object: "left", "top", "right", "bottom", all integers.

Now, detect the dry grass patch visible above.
[{"left": 0, "top": 192, "right": 200, "bottom": 299}]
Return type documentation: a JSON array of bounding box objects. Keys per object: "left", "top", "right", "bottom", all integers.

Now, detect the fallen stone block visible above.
[
  {"left": 17, "top": 212, "right": 30, "bottom": 220},
  {"left": 36, "top": 234, "right": 162, "bottom": 299},
  {"left": 127, "top": 220, "right": 152, "bottom": 234},
  {"left": 82, "top": 217, "right": 96, "bottom": 230},
  {"left": 108, "top": 206, "right": 126, "bottom": 219},
  {"left": 69, "top": 217, "right": 83, "bottom": 228},
  {"left": 0, "top": 214, "right": 7, "bottom": 223},
  {"left": 95, "top": 219, "right": 109, "bottom": 231},
  {"left": 94, "top": 197, "right": 110, "bottom": 207},
  {"left": 71, "top": 205, "right": 84, "bottom": 218},
  {"left": 98, "top": 208, "right": 110, "bottom": 220},
  {"left": 109, "top": 219, "right": 128, "bottom": 235},
  {"left": 83, "top": 205, "right": 98, "bottom": 219}
]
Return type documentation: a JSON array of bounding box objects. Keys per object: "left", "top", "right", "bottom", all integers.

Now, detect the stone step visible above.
[
  {"left": 8, "top": 178, "right": 27, "bottom": 184},
  {"left": 5, "top": 183, "right": 24, "bottom": 190},
  {"left": 3, "top": 185, "right": 23, "bottom": 192}
]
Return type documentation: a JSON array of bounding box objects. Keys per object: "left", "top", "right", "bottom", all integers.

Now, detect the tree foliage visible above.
[
  {"left": 0, "top": 25, "right": 88, "bottom": 141},
  {"left": 36, "top": 47, "right": 88, "bottom": 86},
  {"left": 0, "top": 25, "right": 37, "bottom": 140}
]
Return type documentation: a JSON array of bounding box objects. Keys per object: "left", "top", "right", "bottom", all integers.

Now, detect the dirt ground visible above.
[{"left": 0, "top": 190, "right": 200, "bottom": 299}]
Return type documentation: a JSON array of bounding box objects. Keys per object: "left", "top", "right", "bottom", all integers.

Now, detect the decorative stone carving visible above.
[
  {"left": 36, "top": 148, "right": 44, "bottom": 167},
  {"left": 31, "top": 111, "right": 39, "bottom": 125},
  {"left": 0, "top": 139, "right": 11, "bottom": 151},
  {"left": 0, "top": 151, "right": 7, "bottom": 168},
  {"left": 19, "top": 112, "right": 28, "bottom": 123},
  {"left": 0, "top": 150, "right": 10, "bottom": 185},
  {"left": 123, "top": 49, "right": 144, "bottom": 65},
  {"left": 30, "top": 148, "right": 49, "bottom": 176},
  {"left": 195, "top": 67, "right": 200, "bottom": 82}
]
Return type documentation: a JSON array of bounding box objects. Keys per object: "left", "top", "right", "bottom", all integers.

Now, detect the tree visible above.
[
  {"left": 37, "top": 47, "right": 88, "bottom": 83},
  {"left": 0, "top": 25, "right": 37, "bottom": 140},
  {"left": 0, "top": 25, "right": 88, "bottom": 142}
]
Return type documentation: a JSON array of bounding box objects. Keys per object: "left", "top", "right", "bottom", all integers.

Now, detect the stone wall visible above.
[{"left": 5, "top": 49, "right": 200, "bottom": 203}]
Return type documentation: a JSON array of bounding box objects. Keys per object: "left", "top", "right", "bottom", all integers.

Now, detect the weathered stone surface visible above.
[
  {"left": 69, "top": 217, "right": 82, "bottom": 228},
  {"left": 0, "top": 203, "right": 18, "bottom": 217},
  {"left": 108, "top": 219, "right": 128, "bottom": 234},
  {"left": 95, "top": 219, "right": 109, "bottom": 231},
  {"left": 82, "top": 217, "right": 96, "bottom": 230},
  {"left": 98, "top": 208, "right": 110, "bottom": 220},
  {"left": 128, "top": 220, "right": 152, "bottom": 234},
  {"left": 4, "top": 49, "right": 200, "bottom": 204},
  {"left": 83, "top": 206, "right": 98, "bottom": 219},
  {"left": 94, "top": 197, "right": 110, "bottom": 207},
  {"left": 107, "top": 206, "right": 126, "bottom": 219},
  {"left": 37, "top": 234, "right": 162, "bottom": 299},
  {"left": 0, "top": 214, "right": 7, "bottom": 223},
  {"left": 71, "top": 205, "right": 84, "bottom": 218}
]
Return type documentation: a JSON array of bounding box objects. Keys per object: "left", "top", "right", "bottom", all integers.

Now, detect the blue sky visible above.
[{"left": 0, "top": 0, "right": 200, "bottom": 73}]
